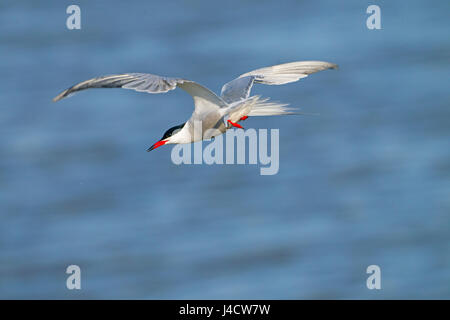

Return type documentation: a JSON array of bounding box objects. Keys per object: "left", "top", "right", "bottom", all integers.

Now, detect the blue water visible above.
[{"left": 1, "top": 0, "right": 449, "bottom": 299}]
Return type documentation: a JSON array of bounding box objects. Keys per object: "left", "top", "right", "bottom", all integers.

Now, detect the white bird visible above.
[{"left": 53, "top": 61, "right": 337, "bottom": 151}]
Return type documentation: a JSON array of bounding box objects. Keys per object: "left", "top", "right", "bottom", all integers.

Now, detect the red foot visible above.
[
  {"left": 240, "top": 116, "right": 248, "bottom": 121},
  {"left": 227, "top": 120, "right": 243, "bottom": 129}
]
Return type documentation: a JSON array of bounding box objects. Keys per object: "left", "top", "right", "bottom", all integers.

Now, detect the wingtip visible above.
[{"left": 52, "top": 91, "right": 66, "bottom": 102}]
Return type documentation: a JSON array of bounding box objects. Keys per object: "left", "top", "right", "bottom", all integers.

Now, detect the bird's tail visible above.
[{"left": 248, "top": 96, "right": 298, "bottom": 116}]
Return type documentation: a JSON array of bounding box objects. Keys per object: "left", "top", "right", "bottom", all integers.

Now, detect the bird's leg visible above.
[
  {"left": 240, "top": 116, "right": 248, "bottom": 121},
  {"left": 227, "top": 120, "right": 244, "bottom": 129}
]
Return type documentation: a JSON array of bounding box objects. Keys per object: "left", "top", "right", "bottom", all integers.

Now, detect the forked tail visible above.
[{"left": 248, "top": 96, "right": 298, "bottom": 116}]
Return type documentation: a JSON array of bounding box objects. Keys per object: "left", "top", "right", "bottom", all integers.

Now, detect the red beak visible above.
[{"left": 147, "top": 140, "right": 167, "bottom": 152}]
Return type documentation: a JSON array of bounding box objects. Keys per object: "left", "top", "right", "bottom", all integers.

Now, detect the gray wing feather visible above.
[
  {"left": 53, "top": 73, "right": 227, "bottom": 114},
  {"left": 54, "top": 73, "right": 187, "bottom": 101},
  {"left": 220, "top": 76, "right": 255, "bottom": 104},
  {"left": 221, "top": 61, "right": 338, "bottom": 103}
]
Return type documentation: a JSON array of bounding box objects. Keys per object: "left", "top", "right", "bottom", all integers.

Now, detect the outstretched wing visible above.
[
  {"left": 53, "top": 73, "right": 227, "bottom": 114},
  {"left": 220, "top": 61, "right": 338, "bottom": 103}
]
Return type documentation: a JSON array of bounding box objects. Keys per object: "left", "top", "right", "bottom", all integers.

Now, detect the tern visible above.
[{"left": 53, "top": 61, "right": 337, "bottom": 151}]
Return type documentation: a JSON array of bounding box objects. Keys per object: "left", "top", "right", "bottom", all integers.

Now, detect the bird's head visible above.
[{"left": 147, "top": 122, "right": 187, "bottom": 151}]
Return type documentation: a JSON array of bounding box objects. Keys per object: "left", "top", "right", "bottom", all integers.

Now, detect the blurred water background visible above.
[{"left": 0, "top": 0, "right": 449, "bottom": 299}]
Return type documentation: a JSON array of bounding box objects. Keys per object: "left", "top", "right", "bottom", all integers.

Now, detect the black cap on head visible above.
[{"left": 161, "top": 123, "right": 185, "bottom": 140}]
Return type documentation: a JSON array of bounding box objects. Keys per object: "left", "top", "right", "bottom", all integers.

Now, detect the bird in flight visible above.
[{"left": 53, "top": 61, "right": 337, "bottom": 151}]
